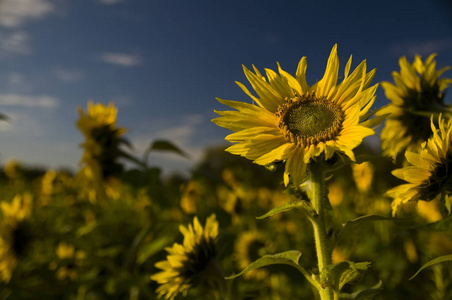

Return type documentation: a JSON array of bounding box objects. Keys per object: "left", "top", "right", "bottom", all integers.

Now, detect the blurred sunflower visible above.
[
  {"left": 76, "top": 101, "right": 128, "bottom": 201},
  {"left": 48, "top": 242, "right": 86, "bottom": 281},
  {"left": 352, "top": 161, "right": 374, "bottom": 193},
  {"left": 213, "top": 45, "right": 377, "bottom": 186},
  {"left": 386, "top": 115, "right": 452, "bottom": 215},
  {"left": 377, "top": 54, "right": 452, "bottom": 160},
  {"left": 151, "top": 214, "right": 222, "bottom": 300},
  {"left": 234, "top": 231, "right": 269, "bottom": 280},
  {"left": 0, "top": 193, "right": 33, "bottom": 282}
]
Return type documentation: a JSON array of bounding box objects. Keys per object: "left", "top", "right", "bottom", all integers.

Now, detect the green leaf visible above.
[
  {"left": 335, "top": 215, "right": 411, "bottom": 246},
  {"left": 0, "top": 113, "right": 8, "bottom": 121},
  {"left": 339, "top": 281, "right": 383, "bottom": 300},
  {"left": 410, "top": 254, "right": 452, "bottom": 280},
  {"left": 416, "top": 213, "right": 452, "bottom": 231},
  {"left": 146, "top": 140, "right": 189, "bottom": 158},
  {"left": 321, "top": 261, "right": 371, "bottom": 292},
  {"left": 119, "top": 149, "right": 147, "bottom": 169},
  {"left": 256, "top": 200, "right": 316, "bottom": 220},
  {"left": 137, "top": 235, "right": 174, "bottom": 264},
  {"left": 225, "top": 250, "right": 302, "bottom": 279}
]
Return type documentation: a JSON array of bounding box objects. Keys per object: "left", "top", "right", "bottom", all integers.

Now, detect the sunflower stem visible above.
[{"left": 309, "top": 164, "right": 334, "bottom": 300}]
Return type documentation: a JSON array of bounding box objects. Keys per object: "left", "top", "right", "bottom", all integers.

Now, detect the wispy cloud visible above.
[
  {"left": 0, "top": 94, "right": 59, "bottom": 108},
  {"left": 0, "top": 111, "right": 44, "bottom": 135},
  {"left": 99, "top": 52, "right": 143, "bottom": 67},
  {"left": 130, "top": 114, "right": 211, "bottom": 175},
  {"left": 0, "top": 0, "right": 55, "bottom": 28},
  {"left": 97, "top": 0, "right": 125, "bottom": 5},
  {"left": 0, "top": 31, "right": 32, "bottom": 54},
  {"left": 389, "top": 38, "right": 452, "bottom": 57},
  {"left": 53, "top": 67, "right": 83, "bottom": 83}
]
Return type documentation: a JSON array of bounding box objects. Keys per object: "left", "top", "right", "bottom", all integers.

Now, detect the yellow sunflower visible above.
[
  {"left": 234, "top": 231, "right": 269, "bottom": 280},
  {"left": 386, "top": 115, "right": 452, "bottom": 215},
  {"left": 0, "top": 193, "right": 33, "bottom": 282},
  {"left": 76, "top": 101, "right": 126, "bottom": 180},
  {"left": 213, "top": 45, "right": 377, "bottom": 186},
  {"left": 377, "top": 54, "right": 452, "bottom": 160},
  {"left": 76, "top": 101, "right": 127, "bottom": 201},
  {"left": 151, "top": 214, "right": 221, "bottom": 300}
]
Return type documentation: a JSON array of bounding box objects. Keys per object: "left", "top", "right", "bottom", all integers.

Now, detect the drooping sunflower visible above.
[
  {"left": 377, "top": 54, "right": 452, "bottom": 160},
  {"left": 213, "top": 45, "right": 377, "bottom": 186},
  {"left": 386, "top": 115, "right": 452, "bottom": 215},
  {"left": 151, "top": 214, "right": 221, "bottom": 300}
]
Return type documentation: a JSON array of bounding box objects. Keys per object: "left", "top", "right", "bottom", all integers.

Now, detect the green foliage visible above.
[
  {"left": 410, "top": 254, "right": 452, "bottom": 280},
  {"left": 256, "top": 199, "right": 316, "bottom": 220},
  {"left": 226, "top": 250, "right": 302, "bottom": 279},
  {"left": 320, "top": 261, "right": 371, "bottom": 292}
]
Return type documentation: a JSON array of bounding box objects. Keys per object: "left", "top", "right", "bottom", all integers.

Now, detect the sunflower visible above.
[
  {"left": 234, "top": 231, "right": 269, "bottom": 280},
  {"left": 76, "top": 101, "right": 126, "bottom": 180},
  {"left": 213, "top": 45, "right": 377, "bottom": 186},
  {"left": 352, "top": 161, "right": 374, "bottom": 193},
  {"left": 151, "top": 214, "right": 221, "bottom": 300},
  {"left": 0, "top": 193, "right": 33, "bottom": 282},
  {"left": 76, "top": 101, "right": 127, "bottom": 201},
  {"left": 386, "top": 115, "right": 452, "bottom": 215},
  {"left": 377, "top": 54, "right": 452, "bottom": 160}
]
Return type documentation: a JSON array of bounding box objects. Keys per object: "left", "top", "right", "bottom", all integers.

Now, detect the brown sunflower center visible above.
[{"left": 276, "top": 94, "right": 345, "bottom": 147}]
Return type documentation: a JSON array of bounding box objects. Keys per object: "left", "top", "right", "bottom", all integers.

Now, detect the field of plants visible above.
[{"left": 1, "top": 47, "right": 452, "bottom": 300}]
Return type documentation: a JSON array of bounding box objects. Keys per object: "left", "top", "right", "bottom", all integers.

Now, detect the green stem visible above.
[{"left": 310, "top": 164, "right": 334, "bottom": 300}]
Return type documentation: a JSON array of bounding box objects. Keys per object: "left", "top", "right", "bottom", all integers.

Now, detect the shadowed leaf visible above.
[
  {"left": 321, "top": 261, "right": 371, "bottom": 292},
  {"left": 226, "top": 250, "right": 302, "bottom": 279},
  {"left": 410, "top": 254, "right": 452, "bottom": 280},
  {"left": 339, "top": 281, "right": 383, "bottom": 300},
  {"left": 256, "top": 200, "right": 315, "bottom": 220}
]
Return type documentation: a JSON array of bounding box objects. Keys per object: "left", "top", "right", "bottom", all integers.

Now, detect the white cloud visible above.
[
  {"left": 53, "top": 67, "right": 83, "bottom": 83},
  {"left": 7, "top": 73, "right": 25, "bottom": 86},
  {"left": 390, "top": 38, "right": 452, "bottom": 57},
  {"left": 0, "top": 31, "right": 32, "bottom": 54},
  {"left": 0, "top": 94, "right": 59, "bottom": 108},
  {"left": 129, "top": 114, "right": 208, "bottom": 175},
  {"left": 0, "top": 0, "right": 55, "bottom": 28},
  {"left": 97, "top": 0, "right": 125, "bottom": 5},
  {"left": 99, "top": 52, "right": 143, "bottom": 67},
  {"left": 0, "top": 111, "right": 44, "bottom": 135}
]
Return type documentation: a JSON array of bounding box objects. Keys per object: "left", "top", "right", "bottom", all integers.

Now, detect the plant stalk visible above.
[{"left": 310, "top": 164, "right": 334, "bottom": 300}]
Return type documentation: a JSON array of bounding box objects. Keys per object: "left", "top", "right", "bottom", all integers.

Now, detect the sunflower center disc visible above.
[{"left": 276, "top": 94, "right": 344, "bottom": 147}]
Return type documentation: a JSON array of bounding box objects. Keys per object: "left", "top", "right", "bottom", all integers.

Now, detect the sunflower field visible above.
[{"left": 1, "top": 46, "right": 452, "bottom": 300}]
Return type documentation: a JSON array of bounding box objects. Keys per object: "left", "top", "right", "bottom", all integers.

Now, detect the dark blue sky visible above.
[{"left": 1, "top": 0, "right": 451, "bottom": 175}]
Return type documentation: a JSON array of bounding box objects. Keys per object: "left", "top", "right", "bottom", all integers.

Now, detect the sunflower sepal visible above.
[{"left": 319, "top": 261, "right": 371, "bottom": 294}]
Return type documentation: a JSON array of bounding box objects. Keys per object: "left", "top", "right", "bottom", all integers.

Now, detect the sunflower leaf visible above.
[
  {"left": 416, "top": 213, "right": 452, "bottom": 231},
  {"left": 320, "top": 261, "right": 371, "bottom": 292},
  {"left": 143, "top": 140, "right": 190, "bottom": 163},
  {"left": 410, "top": 254, "right": 452, "bottom": 280},
  {"left": 0, "top": 113, "right": 9, "bottom": 121},
  {"left": 334, "top": 215, "right": 412, "bottom": 246},
  {"left": 338, "top": 281, "right": 383, "bottom": 299},
  {"left": 225, "top": 250, "right": 302, "bottom": 279},
  {"left": 256, "top": 199, "right": 316, "bottom": 220}
]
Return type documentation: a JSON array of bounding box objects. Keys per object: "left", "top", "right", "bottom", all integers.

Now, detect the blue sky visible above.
[{"left": 1, "top": 0, "right": 451, "bottom": 176}]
